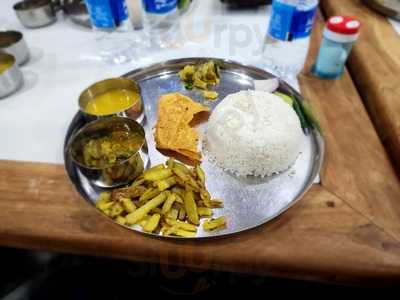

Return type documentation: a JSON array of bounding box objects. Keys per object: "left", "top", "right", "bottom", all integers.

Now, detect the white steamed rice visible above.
[{"left": 205, "top": 90, "right": 304, "bottom": 177}]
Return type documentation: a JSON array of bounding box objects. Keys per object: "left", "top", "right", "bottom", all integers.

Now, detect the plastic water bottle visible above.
[
  {"left": 84, "top": 0, "right": 141, "bottom": 64},
  {"left": 84, "top": 0, "right": 116, "bottom": 31},
  {"left": 110, "top": 0, "right": 130, "bottom": 31},
  {"left": 142, "top": 0, "right": 180, "bottom": 47},
  {"left": 84, "top": 0, "right": 130, "bottom": 31},
  {"left": 263, "top": 0, "right": 318, "bottom": 78}
]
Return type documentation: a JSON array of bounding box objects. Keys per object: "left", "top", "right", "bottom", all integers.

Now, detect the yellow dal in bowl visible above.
[{"left": 84, "top": 88, "right": 140, "bottom": 116}]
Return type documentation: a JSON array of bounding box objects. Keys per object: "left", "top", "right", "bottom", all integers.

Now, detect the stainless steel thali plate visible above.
[{"left": 64, "top": 57, "right": 324, "bottom": 239}]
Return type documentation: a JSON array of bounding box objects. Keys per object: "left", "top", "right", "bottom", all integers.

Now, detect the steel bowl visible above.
[
  {"left": 79, "top": 78, "right": 144, "bottom": 124},
  {"left": 13, "top": 0, "right": 57, "bottom": 28},
  {"left": 68, "top": 117, "right": 149, "bottom": 188},
  {"left": 0, "top": 53, "right": 24, "bottom": 99},
  {"left": 0, "top": 31, "right": 30, "bottom": 66}
]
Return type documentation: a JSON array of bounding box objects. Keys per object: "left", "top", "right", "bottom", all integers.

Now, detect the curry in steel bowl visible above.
[{"left": 69, "top": 117, "right": 148, "bottom": 187}]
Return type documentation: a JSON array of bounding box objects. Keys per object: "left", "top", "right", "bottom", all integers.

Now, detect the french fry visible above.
[
  {"left": 203, "top": 216, "right": 226, "bottom": 231},
  {"left": 97, "top": 158, "right": 226, "bottom": 237},
  {"left": 210, "top": 199, "right": 224, "bottom": 208},
  {"left": 143, "top": 214, "right": 161, "bottom": 232},
  {"left": 139, "top": 215, "right": 150, "bottom": 227},
  {"left": 155, "top": 177, "right": 177, "bottom": 191},
  {"left": 200, "top": 188, "right": 211, "bottom": 203},
  {"left": 165, "top": 219, "right": 197, "bottom": 232},
  {"left": 197, "top": 207, "right": 213, "bottom": 217},
  {"left": 151, "top": 207, "right": 162, "bottom": 214},
  {"left": 96, "top": 192, "right": 111, "bottom": 207},
  {"left": 163, "top": 224, "right": 180, "bottom": 236},
  {"left": 120, "top": 197, "right": 136, "bottom": 213},
  {"left": 139, "top": 188, "right": 161, "bottom": 203},
  {"left": 97, "top": 201, "right": 113, "bottom": 212},
  {"left": 166, "top": 158, "right": 175, "bottom": 170},
  {"left": 174, "top": 229, "right": 196, "bottom": 238},
  {"left": 162, "top": 193, "right": 176, "bottom": 214},
  {"left": 178, "top": 207, "right": 186, "bottom": 220},
  {"left": 166, "top": 208, "right": 179, "bottom": 220},
  {"left": 131, "top": 177, "right": 145, "bottom": 188},
  {"left": 126, "top": 192, "right": 168, "bottom": 225},
  {"left": 172, "top": 166, "right": 190, "bottom": 182},
  {"left": 111, "top": 185, "right": 147, "bottom": 201},
  {"left": 173, "top": 162, "right": 191, "bottom": 174},
  {"left": 109, "top": 203, "right": 124, "bottom": 218},
  {"left": 189, "top": 168, "right": 197, "bottom": 180},
  {"left": 116, "top": 216, "right": 127, "bottom": 225},
  {"left": 188, "top": 176, "right": 200, "bottom": 190},
  {"left": 144, "top": 168, "right": 172, "bottom": 181},
  {"left": 184, "top": 182, "right": 199, "bottom": 194},
  {"left": 174, "top": 176, "right": 186, "bottom": 188},
  {"left": 147, "top": 164, "right": 165, "bottom": 172},
  {"left": 171, "top": 186, "right": 185, "bottom": 198},
  {"left": 200, "top": 192, "right": 212, "bottom": 208},
  {"left": 160, "top": 225, "right": 170, "bottom": 235},
  {"left": 184, "top": 189, "right": 199, "bottom": 225},
  {"left": 195, "top": 165, "right": 205, "bottom": 186},
  {"left": 172, "top": 192, "right": 184, "bottom": 204}
]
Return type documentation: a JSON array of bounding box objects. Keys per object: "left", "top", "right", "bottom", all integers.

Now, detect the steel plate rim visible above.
[{"left": 64, "top": 57, "right": 325, "bottom": 240}]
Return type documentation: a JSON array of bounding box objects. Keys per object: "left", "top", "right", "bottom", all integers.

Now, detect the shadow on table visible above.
[{"left": 0, "top": 246, "right": 395, "bottom": 299}]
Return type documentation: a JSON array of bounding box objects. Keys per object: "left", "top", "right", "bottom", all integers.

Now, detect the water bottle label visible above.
[
  {"left": 85, "top": 0, "right": 115, "bottom": 29},
  {"left": 268, "top": 1, "right": 296, "bottom": 41},
  {"left": 290, "top": 6, "right": 318, "bottom": 39},
  {"left": 143, "top": 0, "right": 178, "bottom": 14},
  {"left": 110, "top": 0, "right": 129, "bottom": 25}
]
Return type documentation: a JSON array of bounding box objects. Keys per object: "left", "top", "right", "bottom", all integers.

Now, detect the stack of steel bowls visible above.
[
  {"left": 0, "top": 31, "right": 30, "bottom": 98},
  {"left": 68, "top": 78, "right": 148, "bottom": 188}
]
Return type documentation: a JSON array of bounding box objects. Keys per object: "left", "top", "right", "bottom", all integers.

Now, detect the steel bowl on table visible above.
[
  {"left": 0, "top": 31, "right": 30, "bottom": 65},
  {"left": 79, "top": 77, "right": 144, "bottom": 124},
  {"left": 68, "top": 117, "right": 149, "bottom": 188},
  {"left": 13, "top": 0, "right": 57, "bottom": 28},
  {"left": 0, "top": 53, "right": 24, "bottom": 99}
]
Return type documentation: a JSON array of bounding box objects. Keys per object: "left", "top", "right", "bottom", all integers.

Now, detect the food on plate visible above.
[
  {"left": 178, "top": 60, "right": 220, "bottom": 100},
  {"left": 203, "top": 90, "right": 219, "bottom": 100},
  {"left": 82, "top": 130, "right": 144, "bottom": 168},
  {"left": 274, "top": 91, "right": 293, "bottom": 107},
  {"left": 253, "top": 78, "right": 279, "bottom": 93},
  {"left": 69, "top": 117, "right": 147, "bottom": 186},
  {"left": 293, "top": 95, "right": 320, "bottom": 132},
  {"left": 274, "top": 91, "right": 320, "bottom": 132},
  {"left": 155, "top": 93, "right": 210, "bottom": 165},
  {"left": 206, "top": 90, "right": 305, "bottom": 177},
  {"left": 203, "top": 216, "right": 226, "bottom": 231},
  {"left": 84, "top": 88, "right": 141, "bottom": 116},
  {"left": 95, "top": 158, "right": 226, "bottom": 237}
]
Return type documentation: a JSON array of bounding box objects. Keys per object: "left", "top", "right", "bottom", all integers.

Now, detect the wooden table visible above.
[
  {"left": 321, "top": 0, "right": 400, "bottom": 175},
  {"left": 1, "top": 12, "right": 400, "bottom": 286}
]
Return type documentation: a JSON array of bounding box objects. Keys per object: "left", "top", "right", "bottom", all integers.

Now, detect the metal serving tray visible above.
[{"left": 64, "top": 57, "right": 324, "bottom": 239}]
